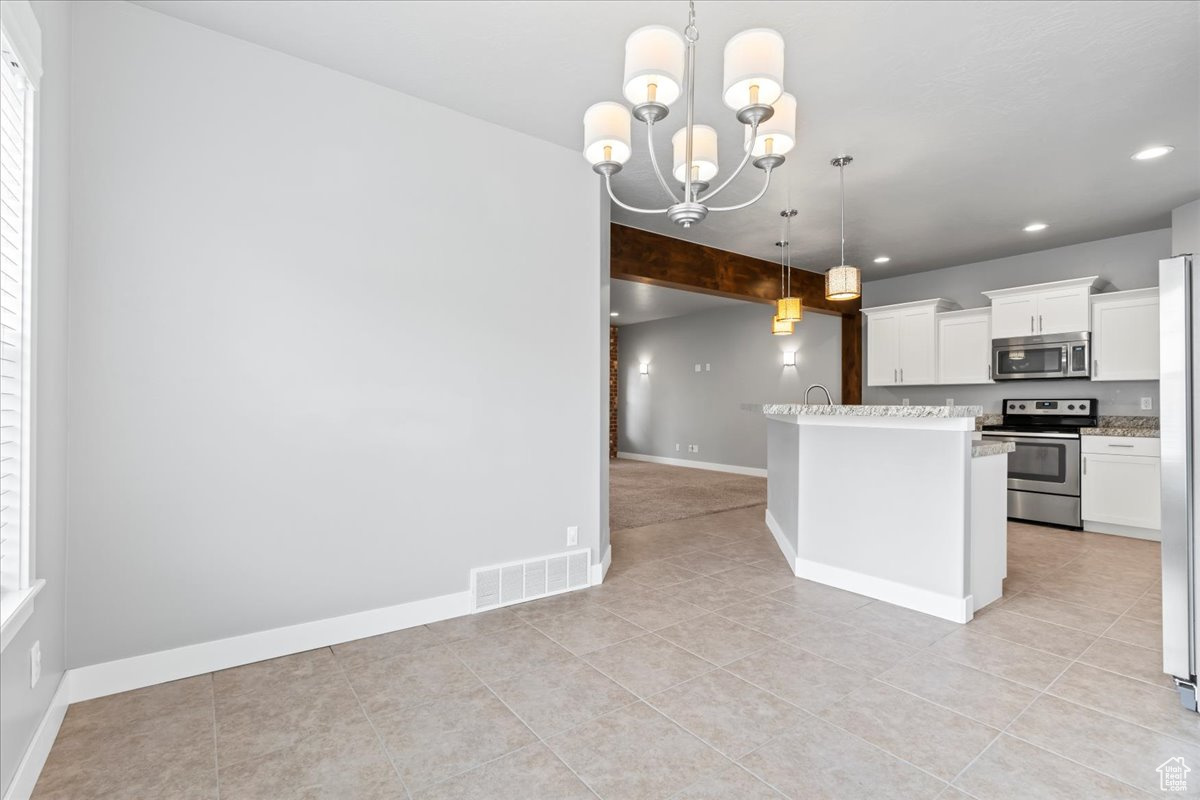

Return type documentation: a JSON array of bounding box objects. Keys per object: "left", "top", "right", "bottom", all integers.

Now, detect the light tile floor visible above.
[{"left": 33, "top": 507, "right": 1195, "bottom": 799}]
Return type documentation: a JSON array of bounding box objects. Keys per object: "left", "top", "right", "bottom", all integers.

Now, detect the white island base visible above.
[{"left": 763, "top": 405, "right": 1011, "bottom": 623}]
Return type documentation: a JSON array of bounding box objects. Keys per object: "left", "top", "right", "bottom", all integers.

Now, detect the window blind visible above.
[{"left": 0, "top": 33, "right": 32, "bottom": 596}]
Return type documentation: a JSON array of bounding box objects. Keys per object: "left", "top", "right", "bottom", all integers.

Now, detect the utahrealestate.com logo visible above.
[{"left": 1159, "top": 757, "right": 1191, "bottom": 792}]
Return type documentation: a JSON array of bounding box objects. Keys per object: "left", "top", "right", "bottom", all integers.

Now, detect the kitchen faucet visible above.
[{"left": 804, "top": 384, "right": 833, "bottom": 406}]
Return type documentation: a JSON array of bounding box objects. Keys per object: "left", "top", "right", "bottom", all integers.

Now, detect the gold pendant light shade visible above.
[
  {"left": 776, "top": 295, "right": 803, "bottom": 322},
  {"left": 771, "top": 315, "right": 794, "bottom": 335},
  {"left": 825, "top": 265, "right": 861, "bottom": 301}
]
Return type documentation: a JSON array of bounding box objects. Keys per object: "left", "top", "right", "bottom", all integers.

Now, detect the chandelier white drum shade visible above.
[
  {"left": 583, "top": 1, "right": 794, "bottom": 227},
  {"left": 623, "top": 26, "right": 685, "bottom": 106},
  {"left": 672, "top": 125, "right": 719, "bottom": 183},
  {"left": 583, "top": 102, "right": 632, "bottom": 165},
  {"left": 745, "top": 92, "right": 797, "bottom": 157},
  {"left": 722, "top": 29, "right": 785, "bottom": 109}
]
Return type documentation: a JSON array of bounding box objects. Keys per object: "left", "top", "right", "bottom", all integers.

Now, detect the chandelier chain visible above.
[{"left": 685, "top": 0, "right": 698, "bottom": 43}]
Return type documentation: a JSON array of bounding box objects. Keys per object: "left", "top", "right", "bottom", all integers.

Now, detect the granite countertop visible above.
[
  {"left": 973, "top": 441, "right": 1016, "bottom": 458},
  {"left": 1081, "top": 415, "right": 1160, "bottom": 438},
  {"left": 762, "top": 404, "right": 984, "bottom": 419}
]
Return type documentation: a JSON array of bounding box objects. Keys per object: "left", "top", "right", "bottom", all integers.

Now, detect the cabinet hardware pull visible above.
[
  {"left": 900, "top": 368, "right": 904, "bottom": 383},
  {"left": 1039, "top": 314, "right": 1043, "bottom": 332},
  {"left": 893, "top": 368, "right": 897, "bottom": 383},
  {"left": 1093, "top": 359, "right": 1098, "bottom": 376},
  {"left": 1107, "top": 443, "right": 1135, "bottom": 448},
  {"left": 1083, "top": 457, "right": 1087, "bottom": 475},
  {"left": 1030, "top": 315, "right": 1034, "bottom": 333}
]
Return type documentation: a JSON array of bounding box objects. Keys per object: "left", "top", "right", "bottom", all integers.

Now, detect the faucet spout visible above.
[{"left": 804, "top": 384, "right": 833, "bottom": 406}]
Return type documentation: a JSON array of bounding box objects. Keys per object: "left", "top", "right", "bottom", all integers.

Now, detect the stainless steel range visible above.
[{"left": 980, "top": 398, "right": 1098, "bottom": 528}]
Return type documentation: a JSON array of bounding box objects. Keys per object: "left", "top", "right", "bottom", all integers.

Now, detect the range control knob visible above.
[
  {"left": 1079, "top": 402, "right": 1088, "bottom": 409},
  {"left": 1019, "top": 404, "right": 1027, "bottom": 410},
  {"left": 1068, "top": 404, "right": 1076, "bottom": 410},
  {"left": 1008, "top": 404, "right": 1016, "bottom": 410}
]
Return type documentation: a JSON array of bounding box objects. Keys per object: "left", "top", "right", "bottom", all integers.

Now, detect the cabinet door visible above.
[
  {"left": 1092, "top": 296, "right": 1159, "bottom": 381},
  {"left": 1081, "top": 453, "right": 1161, "bottom": 529},
  {"left": 866, "top": 312, "right": 900, "bottom": 386},
  {"left": 990, "top": 294, "right": 1038, "bottom": 338},
  {"left": 937, "top": 314, "right": 992, "bottom": 384},
  {"left": 898, "top": 307, "right": 937, "bottom": 384},
  {"left": 1037, "top": 285, "right": 1091, "bottom": 334}
]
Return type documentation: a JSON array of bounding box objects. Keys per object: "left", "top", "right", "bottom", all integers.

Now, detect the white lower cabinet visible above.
[{"left": 1081, "top": 436, "right": 1161, "bottom": 539}]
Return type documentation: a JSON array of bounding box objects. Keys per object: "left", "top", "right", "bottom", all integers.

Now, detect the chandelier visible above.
[{"left": 582, "top": 1, "right": 795, "bottom": 228}]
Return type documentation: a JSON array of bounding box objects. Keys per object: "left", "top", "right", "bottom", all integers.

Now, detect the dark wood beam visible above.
[{"left": 611, "top": 223, "right": 862, "bottom": 403}]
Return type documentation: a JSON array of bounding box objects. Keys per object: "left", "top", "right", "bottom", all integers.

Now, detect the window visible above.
[{"left": 0, "top": 3, "right": 41, "bottom": 649}]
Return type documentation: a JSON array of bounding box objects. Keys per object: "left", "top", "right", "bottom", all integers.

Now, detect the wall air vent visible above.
[{"left": 470, "top": 548, "right": 592, "bottom": 613}]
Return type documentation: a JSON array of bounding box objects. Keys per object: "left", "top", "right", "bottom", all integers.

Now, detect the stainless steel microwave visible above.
[{"left": 991, "top": 332, "right": 1091, "bottom": 380}]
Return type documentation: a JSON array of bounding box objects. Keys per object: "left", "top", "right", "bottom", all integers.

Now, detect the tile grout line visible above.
[
  {"left": 332, "top": 637, "right": 418, "bottom": 800},
  {"left": 209, "top": 673, "right": 220, "bottom": 800}
]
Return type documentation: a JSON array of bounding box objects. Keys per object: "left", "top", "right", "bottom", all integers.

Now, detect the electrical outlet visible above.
[
  {"left": 675, "top": 443, "right": 681, "bottom": 452},
  {"left": 902, "top": 398, "right": 910, "bottom": 406},
  {"left": 30, "top": 641, "right": 41, "bottom": 689},
  {"left": 1141, "top": 397, "right": 1153, "bottom": 411},
  {"left": 694, "top": 363, "right": 701, "bottom": 372},
  {"left": 705, "top": 363, "right": 711, "bottom": 371},
  {"left": 687, "top": 444, "right": 699, "bottom": 453},
  {"left": 566, "top": 526, "right": 578, "bottom": 547},
  {"left": 946, "top": 398, "right": 955, "bottom": 408}
]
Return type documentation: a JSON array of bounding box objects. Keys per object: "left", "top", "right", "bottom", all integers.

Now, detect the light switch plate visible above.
[
  {"left": 694, "top": 364, "right": 701, "bottom": 372},
  {"left": 30, "top": 640, "right": 41, "bottom": 689},
  {"left": 566, "top": 526, "right": 578, "bottom": 547}
]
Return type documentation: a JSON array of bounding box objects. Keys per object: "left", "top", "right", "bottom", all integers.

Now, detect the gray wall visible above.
[
  {"left": 65, "top": 1, "right": 604, "bottom": 669},
  {"left": 1174, "top": 199, "right": 1200, "bottom": 256},
  {"left": 1, "top": 1, "right": 70, "bottom": 792},
  {"left": 618, "top": 303, "right": 842, "bottom": 470},
  {"left": 863, "top": 229, "right": 1170, "bottom": 415}
]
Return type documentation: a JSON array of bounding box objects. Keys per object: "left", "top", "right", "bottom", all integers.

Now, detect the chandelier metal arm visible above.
[
  {"left": 645, "top": 121, "right": 682, "bottom": 204},
  {"left": 697, "top": 118, "right": 758, "bottom": 204},
  {"left": 604, "top": 174, "right": 672, "bottom": 214},
  {"left": 705, "top": 167, "right": 774, "bottom": 212}
]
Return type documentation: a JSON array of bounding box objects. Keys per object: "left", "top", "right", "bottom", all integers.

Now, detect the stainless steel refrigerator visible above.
[{"left": 1162, "top": 253, "right": 1198, "bottom": 710}]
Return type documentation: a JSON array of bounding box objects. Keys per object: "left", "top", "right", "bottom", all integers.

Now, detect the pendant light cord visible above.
[{"left": 839, "top": 162, "right": 846, "bottom": 266}]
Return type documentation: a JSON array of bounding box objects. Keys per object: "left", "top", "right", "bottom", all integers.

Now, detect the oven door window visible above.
[
  {"left": 995, "top": 346, "right": 1063, "bottom": 376},
  {"left": 1009, "top": 441, "right": 1068, "bottom": 483}
]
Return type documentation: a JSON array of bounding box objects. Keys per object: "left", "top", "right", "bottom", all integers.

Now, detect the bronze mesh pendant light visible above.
[
  {"left": 825, "top": 155, "right": 862, "bottom": 301},
  {"left": 775, "top": 208, "right": 802, "bottom": 323}
]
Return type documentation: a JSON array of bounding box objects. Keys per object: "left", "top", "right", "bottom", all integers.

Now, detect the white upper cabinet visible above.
[
  {"left": 863, "top": 299, "right": 958, "bottom": 386},
  {"left": 983, "top": 276, "right": 1100, "bottom": 339},
  {"left": 1091, "top": 287, "right": 1159, "bottom": 381},
  {"left": 936, "top": 308, "right": 992, "bottom": 384}
]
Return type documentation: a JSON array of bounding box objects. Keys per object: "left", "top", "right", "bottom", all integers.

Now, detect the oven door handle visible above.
[{"left": 980, "top": 431, "right": 1082, "bottom": 440}]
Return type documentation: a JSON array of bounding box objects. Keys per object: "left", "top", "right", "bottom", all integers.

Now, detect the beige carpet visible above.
[{"left": 610, "top": 458, "right": 767, "bottom": 531}]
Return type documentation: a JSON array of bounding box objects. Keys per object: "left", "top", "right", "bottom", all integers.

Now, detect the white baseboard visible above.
[
  {"left": 616, "top": 452, "right": 767, "bottom": 478},
  {"left": 793, "top": 557, "right": 973, "bottom": 624},
  {"left": 591, "top": 544, "right": 612, "bottom": 585},
  {"left": 764, "top": 509, "right": 799, "bottom": 570},
  {"left": 1083, "top": 520, "right": 1161, "bottom": 542},
  {"left": 69, "top": 590, "right": 471, "bottom": 704},
  {"left": 3, "top": 672, "right": 71, "bottom": 800}
]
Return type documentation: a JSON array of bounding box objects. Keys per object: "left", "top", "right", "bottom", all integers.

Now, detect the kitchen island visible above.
[{"left": 763, "top": 404, "right": 1012, "bottom": 623}]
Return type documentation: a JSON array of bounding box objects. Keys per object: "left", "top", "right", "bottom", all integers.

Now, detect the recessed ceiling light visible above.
[
  {"left": 610, "top": 311, "right": 619, "bottom": 317},
  {"left": 873, "top": 256, "right": 890, "bottom": 264},
  {"left": 1132, "top": 145, "right": 1174, "bottom": 161},
  {"left": 1023, "top": 222, "right": 1048, "bottom": 232}
]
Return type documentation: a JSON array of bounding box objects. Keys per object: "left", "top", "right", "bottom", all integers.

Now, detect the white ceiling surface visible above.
[
  {"left": 133, "top": 1, "right": 1200, "bottom": 278},
  {"left": 610, "top": 279, "right": 756, "bottom": 326}
]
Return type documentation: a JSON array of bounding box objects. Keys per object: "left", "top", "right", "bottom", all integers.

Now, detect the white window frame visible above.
[{"left": 0, "top": 0, "right": 42, "bottom": 653}]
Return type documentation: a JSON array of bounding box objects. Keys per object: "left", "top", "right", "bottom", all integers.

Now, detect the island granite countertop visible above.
[
  {"left": 973, "top": 441, "right": 1016, "bottom": 458},
  {"left": 763, "top": 403, "right": 984, "bottom": 419}
]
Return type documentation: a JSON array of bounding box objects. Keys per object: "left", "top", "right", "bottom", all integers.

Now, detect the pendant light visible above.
[
  {"left": 771, "top": 213, "right": 796, "bottom": 335},
  {"left": 825, "top": 155, "right": 862, "bottom": 301},
  {"left": 775, "top": 208, "right": 802, "bottom": 323}
]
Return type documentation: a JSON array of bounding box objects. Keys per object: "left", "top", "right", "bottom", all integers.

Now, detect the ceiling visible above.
[
  {"left": 132, "top": 0, "right": 1200, "bottom": 278},
  {"left": 610, "top": 279, "right": 756, "bottom": 326}
]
